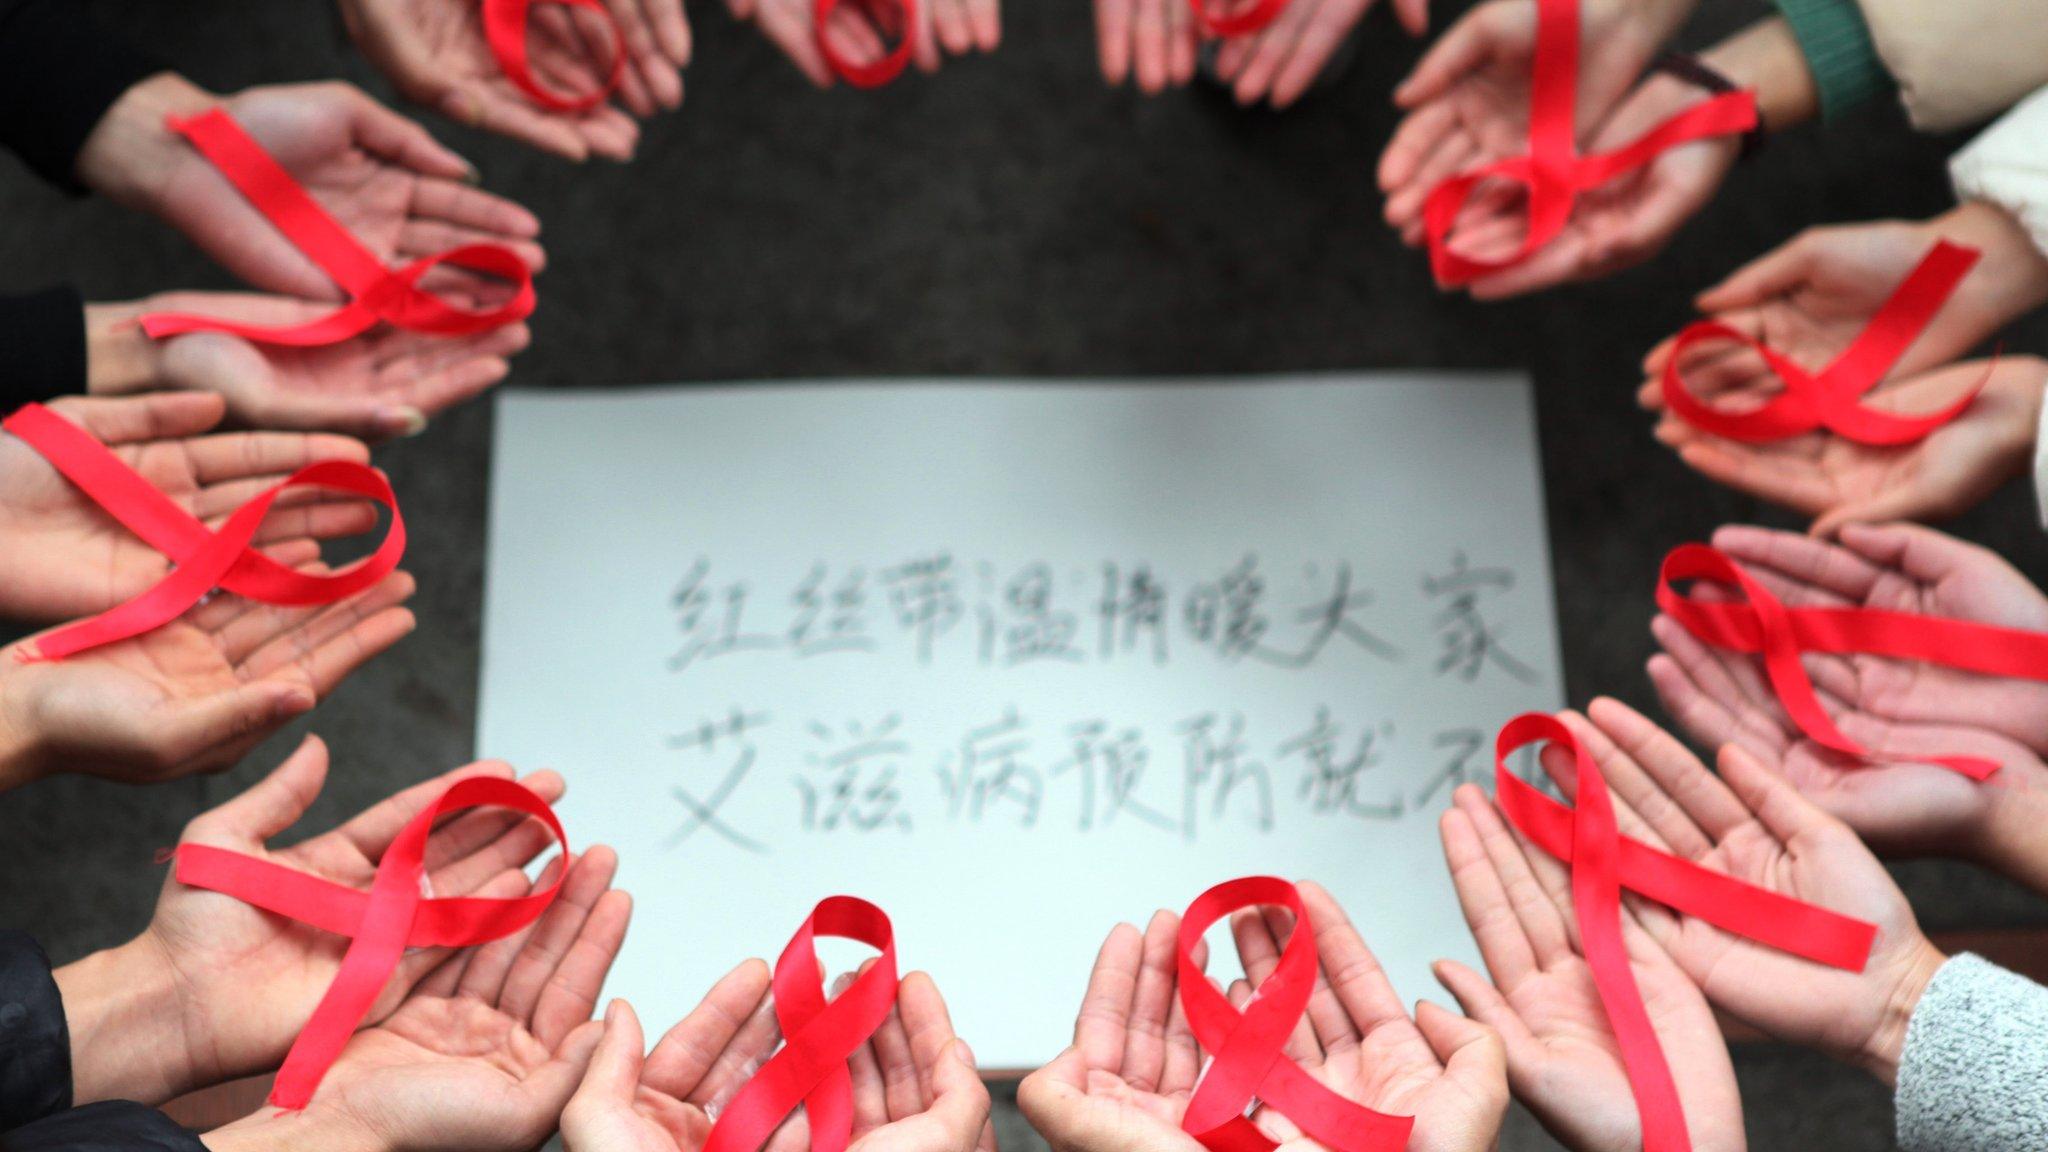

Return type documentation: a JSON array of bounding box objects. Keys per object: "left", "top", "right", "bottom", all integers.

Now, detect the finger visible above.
[
  {"left": 1587, "top": 697, "right": 1753, "bottom": 846},
  {"left": 1453, "top": 785, "right": 1573, "bottom": 966},
  {"left": 1269, "top": 0, "right": 1368, "bottom": 108},
  {"left": 1413, "top": 1000, "right": 1503, "bottom": 1090},
  {"left": 181, "top": 431, "right": 372, "bottom": 485},
  {"left": 229, "top": 571, "right": 418, "bottom": 670},
  {"left": 1438, "top": 798, "right": 1537, "bottom": 986},
  {"left": 501, "top": 846, "right": 621, "bottom": 1027},
  {"left": 395, "top": 867, "right": 535, "bottom": 995},
  {"left": 1647, "top": 652, "right": 1786, "bottom": 768},
  {"left": 445, "top": 85, "right": 592, "bottom": 162},
  {"left": 531, "top": 887, "right": 633, "bottom": 1049},
  {"left": 1716, "top": 744, "right": 1844, "bottom": 849},
  {"left": 931, "top": 0, "right": 972, "bottom": 55},
  {"left": 58, "top": 392, "right": 228, "bottom": 445},
  {"left": 1554, "top": 709, "right": 1700, "bottom": 855},
  {"left": 1120, "top": 909, "right": 1179, "bottom": 1091},
  {"left": 246, "top": 500, "right": 382, "bottom": 547},
  {"left": 1674, "top": 441, "right": 1837, "bottom": 515},
  {"left": 1430, "top": 959, "right": 1539, "bottom": 1066},
  {"left": 1296, "top": 880, "right": 1401, "bottom": 1043},
  {"left": 1833, "top": 521, "right": 2003, "bottom": 589},
  {"left": 643, "top": 957, "right": 774, "bottom": 1101},
  {"left": 179, "top": 733, "right": 330, "bottom": 844},
  {"left": 1697, "top": 233, "right": 1818, "bottom": 312},
  {"left": 1229, "top": 908, "right": 1322, "bottom": 1064},
  {"left": 847, "top": 974, "right": 892, "bottom": 1135},
  {"left": 514, "top": 1020, "right": 609, "bottom": 1140},
  {"left": 1710, "top": 525, "right": 1887, "bottom": 604},
  {"left": 1160, "top": 966, "right": 1202, "bottom": 1095},
  {"left": 1133, "top": 0, "right": 1170, "bottom": 94},
  {"left": 968, "top": 0, "right": 1000, "bottom": 51},
  {"left": 458, "top": 853, "right": 572, "bottom": 1004},
  {"left": 345, "top": 84, "right": 475, "bottom": 180},
  {"left": 871, "top": 997, "right": 927, "bottom": 1121},
  {"left": 1231, "top": 2, "right": 1311, "bottom": 106},
  {"left": 1073, "top": 922, "right": 1141, "bottom": 1073},
  {"left": 153, "top": 677, "right": 317, "bottom": 767},
  {"left": 567, "top": 1000, "right": 647, "bottom": 1114},
  {"left": 1165, "top": 0, "right": 1196, "bottom": 86},
  {"left": 1392, "top": 4, "right": 1495, "bottom": 107},
  {"left": 1096, "top": 0, "right": 1133, "bottom": 84}
]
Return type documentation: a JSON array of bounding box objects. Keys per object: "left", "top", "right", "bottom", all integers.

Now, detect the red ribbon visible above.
[
  {"left": 1176, "top": 877, "right": 1413, "bottom": 1152},
  {"left": 482, "top": 0, "right": 626, "bottom": 112},
  {"left": 1422, "top": 0, "right": 1757, "bottom": 287},
  {"left": 1188, "top": 0, "right": 1288, "bottom": 38},
  {"left": 174, "top": 776, "right": 568, "bottom": 1108},
  {"left": 1, "top": 403, "right": 405, "bottom": 662},
  {"left": 702, "top": 898, "right": 901, "bottom": 1152},
  {"left": 138, "top": 109, "right": 535, "bottom": 347},
  {"left": 1657, "top": 543, "right": 2048, "bottom": 780},
  {"left": 1495, "top": 713, "right": 1874, "bottom": 1152},
  {"left": 815, "top": 0, "right": 920, "bottom": 88},
  {"left": 1662, "top": 242, "right": 1985, "bottom": 445}
]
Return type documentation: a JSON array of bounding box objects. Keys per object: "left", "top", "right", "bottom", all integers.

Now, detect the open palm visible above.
[{"left": 0, "top": 394, "right": 375, "bottom": 622}]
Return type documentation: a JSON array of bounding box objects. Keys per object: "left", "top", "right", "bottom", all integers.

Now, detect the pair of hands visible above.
[
  {"left": 0, "top": 394, "right": 415, "bottom": 791},
  {"left": 726, "top": 0, "right": 1000, "bottom": 89},
  {"left": 1094, "top": 0, "right": 1424, "bottom": 106},
  {"left": 1438, "top": 699, "right": 1942, "bottom": 1152},
  {"left": 1020, "top": 885, "right": 1508, "bottom": 1152},
  {"left": 78, "top": 76, "right": 540, "bottom": 436},
  {"left": 1640, "top": 206, "right": 2048, "bottom": 532},
  {"left": 1648, "top": 523, "right": 2048, "bottom": 887},
  {"left": 339, "top": 0, "right": 691, "bottom": 161}
]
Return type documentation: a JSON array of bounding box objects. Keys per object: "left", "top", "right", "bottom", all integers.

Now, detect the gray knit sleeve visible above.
[{"left": 1896, "top": 953, "right": 2048, "bottom": 1151}]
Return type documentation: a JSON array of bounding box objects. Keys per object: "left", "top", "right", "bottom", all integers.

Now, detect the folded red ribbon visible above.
[
  {"left": 1662, "top": 242, "right": 1984, "bottom": 445},
  {"left": 1495, "top": 713, "right": 1874, "bottom": 1152},
  {"left": 1176, "top": 877, "right": 1413, "bottom": 1152},
  {"left": 175, "top": 776, "right": 567, "bottom": 1108},
  {"left": 1189, "top": 0, "right": 1288, "bottom": 38},
  {"left": 1, "top": 403, "right": 405, "bottom": 662},
  {"left": 1657, "top": 543, "right": 2048, "bottom": 780},
  {"left": 1422, "top": 0, "right": 1757, "bottom": 287},
  {"left": 703, "top": 897, "right": 901, "bottom": 1152},
  {"left": 815, "top": 0, "right": 920, "bottom": 88},
  {"left": 482, "top": 0, "right": 626, "bottom": 111},
  {"left": 138, "top": 109, "right": 535, "bottom": 347}
]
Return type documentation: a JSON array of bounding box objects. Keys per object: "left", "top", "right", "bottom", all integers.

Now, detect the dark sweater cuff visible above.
[
  {"left": 0, "top": 287, "right": 88, "bottom": 410},
  {"left": 0, "top": 0, "right": 168, "bottom": 193},
  {"left": 0, "top": 931, "right": 72, "bottom": 1132},
  {"left": 1769, "top": 0, "right": 1893, "bottom": 123},
  {"left": 0, "top": 1101, "right": 208, "bottom": 1152}
]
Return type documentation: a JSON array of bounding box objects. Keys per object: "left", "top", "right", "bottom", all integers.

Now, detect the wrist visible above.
[
  {"left": 0, "top": 662, "right": 49, "bottom": 791},
  {"left": 1704, "top": 17, "right": 1820, "bottom": 132},
  {"left": 1935, "top": 202, "right": 2048, "bottom": 325},
  {"left": 74, "top": 72, "right": 216, "bottom": 211},
  {"left": 1975, "top": 769, "right": 2048, "bottom": 897},
  {"left": 203, "top": 1106, "right": 391, "bottom": 1152},
  {"left": 53, "top": 934, "right": 198, "bottom": 1107},
  {"left": 1859, "top": 939, "right": 1944, "bottom": 1087},
  {"left": 83, "top": 301, "right": 164, "bottom": 396}
]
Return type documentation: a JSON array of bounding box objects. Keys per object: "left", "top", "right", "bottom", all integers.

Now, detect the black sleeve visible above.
[
  {"left": 0, "top": 287, "right": 86, "bottom": 411},
  {"left": 0, "top": 0, "right": 167, "bottom": 192},
  {"left": 0, "top": 932, "right": 70, "bottom": 1133},
  {"left": 0, "top": 1102, "right": 207, "bottom": 1152}
]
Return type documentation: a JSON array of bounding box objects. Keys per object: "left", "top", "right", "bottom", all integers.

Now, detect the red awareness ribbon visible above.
[
  {"left": 1494, "top": 713, "right": 1874, "bottom": 1152},
  {"left": 174, "top": 776, "right": 567, "bottom": 1108},
  {"left": 815, "top": 0, "right": 920, "bottom": 88},
  {"left": 1176, "top": 877, "right": 1413, "bottom": 1152},
  {"left": 1188, "top": 0, "right": 1288, "bottom": 38},
  {"left": 1, "top": 403, "right": 405, "bottom": 662},
  {"left": 1662, "top": 242, "right": 1985, "bottom": 445},
  {"left": 703, "top": 897, "right": 901, "bottom": 1152},
  {"left": 1421, "top": 0, "right": 1756, "bottom": 288},
  {"left": 482, "top": 0, "right": 626, "bottom": 112},
  {"left": 1658, "top": 544, "right": 2048, "bottom": 781},
  {"left": 138, "top": 109, "right": 535, "bottom": 348}
]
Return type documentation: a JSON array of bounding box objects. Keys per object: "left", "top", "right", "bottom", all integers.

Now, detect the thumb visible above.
[
  {"left": 922, "top": 1039, "right": 993, "bottom": 1141},
  {"left": 1414, "top": 999, "right": 1502, "bottom": 1074},
  {"left": 1393, "top": 7, "right": 1496, "bottom": 106},
  {"left": 522, "top": 1019, "right": 610, "bottom": 1130},
  {"left": 1810, "top": 482, "right": 1936, "bottom": 540},
  {"left": 185, "top": 734, "right": 331, "bottom": 844},
  {"left": 244, "top": 385, "right": 428, "bottom": 441},
  {"left": 1697, "top": 234, "right": 1816, "bottom": 311},
  {"left": 574, "top": 1000, "right": 647, "bottom": 1105},
  {"left": 159, "top": 678, "right": 316, "bottom": 768},
  {"left": 1393, "top": 0, "right": 1428, "bottom": 36}
]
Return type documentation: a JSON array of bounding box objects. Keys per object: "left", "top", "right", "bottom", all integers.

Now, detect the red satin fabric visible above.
[
  {"left": 1422, "top": 0, "right": 1756, "bottom": 287},
  {"left": 1657, "top": 543, "right": 2048, "bottom": 780},
  {"left": 1188, "top": 0, "right": 1288, "bottom": 37},
  {"left": 137, "top": 110, "right": 535, "bottom": 347},
  {"left": 703, "top": 898, "right": 901, "bottom": 1152},
  {"left": 815, "top": 0, "right": 920, "bottom": 88},
  {"left": 1662, "top": 242, "right": 1984, "bottom": 444},
  {"left": 1176, "top": 878, "right": 1413, "bottom": 1152},
  {"left": 174, "top": 776, "right": 568, "bottom": 1108},
  {"left": 1, "top": 403, "right": 405, "bottom": 662},
  {"left": 482, "top": 0, "right": 626, "bottom": 112},
  {"left": 1494, "top": 714, "right": 1875, "bottom": 1152}
]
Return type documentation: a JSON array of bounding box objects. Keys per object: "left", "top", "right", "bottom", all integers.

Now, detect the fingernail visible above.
[
  {"left": 276, "top": 686, "right": 317, "bottom": 718},
  {"left": 953, "top": 1039, "right": 976, "bottom": 1065},
  {"left": 605, "top": 998, "right": 624, "bottom": 1023},
  {"left": 380, "top": 407, "right": 428, "bottom": 438}
]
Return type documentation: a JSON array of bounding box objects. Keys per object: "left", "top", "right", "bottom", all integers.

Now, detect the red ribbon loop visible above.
[
  {"left": 1176, "top": 878, "right": 1413, "bottom": 1152},
  {"left": 137, "top": 110, "right": 535, "bottom": 347},
  {"left": 703, "top": 898, "right": 901, "bottom": 1152},
  {"left": 1, "top": 403, "right": 405, "bottom": 662},
  {"left": 174, "top": 776, "right": 568, "bottom": 1108},
  {"left": 483, "top": 0, "right": 627, "bottom": 112},
  {"left": 1662, "top": 242, "right": 1985, "bottom": 445},
  {"left": 1656, "top": 543, "right": 2048, "bottom": 780},
  {"left": 1494, "top": 714, "right": 1874, "bottom": 1152},
  {"left": 1188, "top": 0, "right": 1289, "bottom": 38},
  {"left": 815, "top": 0, "right": 920, "bottom": 88},
  {"left": 1422, "top": 0, "right": 1756, "bottom": 287}
]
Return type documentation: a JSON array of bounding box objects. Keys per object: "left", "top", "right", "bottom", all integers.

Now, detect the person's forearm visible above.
[
  {"left": 202, "top": 1105, "right": 389, "bottom": 1152},
  {"left": 53, "top": 935, "right": 200, "bottom": 1107},
  {"left": 1936, "top": 201, "right": 2048, "bottom": 330},
  {"left": 82, "top": 301, "right": 163, "bottom": 396},
  {"left": 1703, "top": 16, "right": 1821, "bottom": 133},
  {"left": 73, "top": 72, "right": 216, "bottom": 214}
]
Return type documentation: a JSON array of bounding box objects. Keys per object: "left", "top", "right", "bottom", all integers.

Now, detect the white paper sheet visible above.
[{"left": 478, "top": 374, "right": 1563, "bottom": 1070}]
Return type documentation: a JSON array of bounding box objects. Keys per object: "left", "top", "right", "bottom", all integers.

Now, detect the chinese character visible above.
[
  {"left": 1412, "top": 727, "right": 1488, "bottom": 809},
  {"left": 1276, "top": 707, "right": 1402, "bottom": 820},
  {"left": 798, "top": 716, "right": 915, "bottom": 832},
  {"left": 790, "top": 564, "right": 877, "bottom": 658},
  {"left": 936, "top": 708, "right": 1044, "bottom": 825},
  {"left": 881, "top": 554, "right": 964, "bottom": 663},
  {"left": 1423, "top": 552, "right": 1538, "bottom": 683},
  {"left": 1179, "top": 711, "right": 1274, "bottom": 835},
  {"left": 1053, "top": 720, "right": 1177, "bottom": 834},
  {"left": 668, "top": 559, "right": 780, "bottom": 672},
  {"left": 977, "top": 563, "right": 1083, "bottom": 667},
  {"left": 1182, "top": 555, "right": 1270, "bottom": 661},
  {"left": 1097, "top": 562, "right": 1170, "bottom": 664},
  {"left": 1257, "top": 562, "right": 1402, "bottom": 669},
  {"left": 664, "top": 709, "right": 772, "bottom": 853}
]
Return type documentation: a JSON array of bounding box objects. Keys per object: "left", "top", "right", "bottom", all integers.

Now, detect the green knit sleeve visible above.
[{"left": 1770, "top": 0, "right": 1894, "bottom": 121}]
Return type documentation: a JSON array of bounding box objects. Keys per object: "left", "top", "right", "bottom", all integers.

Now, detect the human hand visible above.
[
  {"left": 1646, "top": 356, "right": 2045, "bottom": 533},
  {"left": 728, "top": 0, "right": 996, "bottom": 88},
  {"left": 54, "top": 738, "right": 568, "bottom": 1107},
  {"left": 1210, "top": 0, "right": 1427, "bottom": 109},
  {"left": 1093, "top": 0, "right": 1196, "bottom": 95},
  {"left": 87, "top": 293, "right": 532, "bottom": 438},
  {"left": 0, "top": 393, "right": 379, "bottom": 623},
  {"left": 1535, "top": 699, "right": 1943, "bottom": 1084},
  {"left": 0, "top": 561, "right": 416, "bottom": 787},
  {"left": 1647, "top": 523, "right": 2048, "bottom": 862},
  {"left": 204, "top": 848, "right": 629, "bottom": 1152},
  {"left": 1436, "top": 781, "right": 1743, "bottom": 1152},
  {"left": 1377, "top": 0, "right": 1693, "bottom": 248},
  {"left": 339, "top": 0, "right": 651, "bottom": 160}
]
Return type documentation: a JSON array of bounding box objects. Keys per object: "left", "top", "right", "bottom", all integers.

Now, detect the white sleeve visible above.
[{"left": 1952, "top": 86, "right": 2048, "bottom": 266}]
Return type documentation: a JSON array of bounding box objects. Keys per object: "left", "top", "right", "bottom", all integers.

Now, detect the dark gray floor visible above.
[{"left": 5, "top": 1, "right": 2047, "bottom": 1148}]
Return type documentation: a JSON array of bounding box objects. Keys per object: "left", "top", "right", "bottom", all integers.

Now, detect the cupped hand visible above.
[
  {"left": 1435, "top": 782, "right": 1743, "bottom": 1152},
  {"left": 0, "top": 393, "right": 380, "bottom": 623},
  {"left": 730, "top": 0, "right": 996, "bottom": 88},
  {"left": 1212, "top": 0, "right": 1427, "bottom": 109}
]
